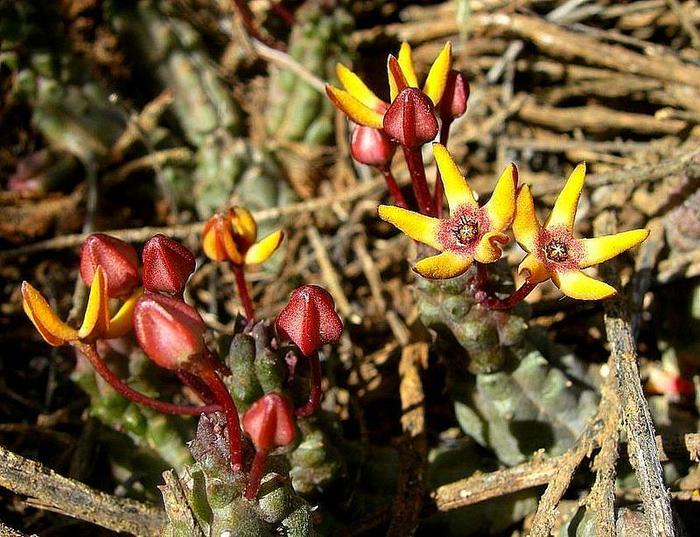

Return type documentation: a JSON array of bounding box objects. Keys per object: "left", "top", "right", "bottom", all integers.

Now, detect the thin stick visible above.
[
  {"left": 380, "top": 165, "right": 408, "bottom": 208},
  {"left": 479, "top": 280, "right": 538, "bottom": 310},
  {"left": 74, "top": 342, "right": 220, "bottom": 416},
  {"left": 403, "top": 147, "right": 434, "bottom": 216},
  {"left": 433, "top": 120, "right": 452, "bottom": 218},
  {"left": 232, "top": 264, "right": 255, "bottom": 321},
  {"left": 0, "top": 444, "right": 165, "bottom": 535}
]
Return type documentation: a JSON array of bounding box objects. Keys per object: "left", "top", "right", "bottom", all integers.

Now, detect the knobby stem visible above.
[
  {"left": 402, "top": 146, "right": 434, "bottom": 216},
  {"left": 244, "top": 400, "right": 275, "bottom": 499},
  {"left": 433, "top": 120, "right": 453, "bottom": 219},
  {"left": 73, "top": 342, "right": 221, "bottom": 416},
  {"left": 233, "top": 264, "right": 256, "bottom": 321},
  {"left": 379, "top": 165, "right": 408, "bottom": 208},
  {"left": 197, "top": 365, "right": 244, "bottom": 471},
  {"left": 296, "top": 351, "right": 322, "bottom": 417}
]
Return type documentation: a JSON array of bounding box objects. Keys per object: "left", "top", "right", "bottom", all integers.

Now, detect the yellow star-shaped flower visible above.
[
  {"left": 202, "top": 207, "right": 284, "bottom": 267},
  {"left": 22, "top": 266, "right": 142, "bottom": 346},
  {"left": 378, "top": 144, "right": 517, "bottom": 279},
  {"left": 513, "top": 163, "right": 650, "bottom": 300},
  {"left": 325, "top": 42, "right": 452, "bottom": 128}
]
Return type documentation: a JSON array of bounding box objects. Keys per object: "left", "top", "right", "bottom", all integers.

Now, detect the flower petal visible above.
[
  {"left": 513, "top": 185, "right": 542, "bottom": 253},
  {"left": 218, "top": 219, "right": 245, "bottom": 265},
  {"left": 579, "top": 229, "right": 650, "bottom": 268},
  {"left": 517, "top": 254, "right": 551, "bottom": 284},
  {"left": 245, "top": 230, "right": 285, "bottom": 265},
  {"left": 432, "top": 143, "right": 477, "bottom": 215},
  {"left": 483, "top": 163, "right": 518, "bottom": 231},
  {"left": 326, "top": 85, "right": 384, "bottom": 128},
  {"left": 545, "top": 163, "right": 586, "bottom": 230},
  {"left": 414, "top": 251, "right": 472, "bottom": 279},
  {"left": 106, "top": 287, "right": 144, "bottom": 339},
  {"left": 21, "top": 281, "right": 78, "bottom": 346},
  {"left": 230, "top": 207, "right": 258, "bottom": 245},
  {"left": 378, "top": 205, "right": 442, "bottom": 250},
  {"left": 336, "top": 63, "right": 385, "bottom": 112},
  {"left": 397, "top": 42, "right": 419, "bottom": 87},
  {"left": 473, "top": 232, "right": 509, "bottom": 264},
  {"left": 423, "top": 42, "right": 452, "bottom": 105},
  {"left": 387, "top": 55, "right": 409, "bottom": 102},
  {"left": 78, "top": 266, "right": 110, "bottom": 340},
  {"left": 552, "top": 269, "right": 617, "bottom": 300}
]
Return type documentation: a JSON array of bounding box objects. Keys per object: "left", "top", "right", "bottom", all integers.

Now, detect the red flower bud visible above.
[
  {"left": 80, "top": 233, "right": 139, "bottom": 298},
  {"left": 133, "top": 294, "right": 206, "bottom": 370},
  {"left": 275, "top": 285, "right": 343, "bottom": 356},
  {"left": 142, "top": 234, "right": 196, "bottom": 296},
  {"left": 383, "top": 87, "right": 439, "bottom": 149},
  {"left": 351, "top": 126, "right": 397, "bottom": 168},
  {"left": 439, "top": 70, "right": 469, "bottom": 121},
  {"left": 242, "top": 392, "right": 295, "bottom": 451}
]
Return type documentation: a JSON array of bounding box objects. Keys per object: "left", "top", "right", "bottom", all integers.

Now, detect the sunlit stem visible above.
[
  {"left": 480, "top": 280, "right": 538, "bottom": 311},
  {"left": 433, "top": 119, "right": 453, "bottom": 218},
  {"left": 402, "top": 146, "right": 434, "bottom": 216},
  {"left": 73, "top": 342, "right": 221, "bottom": 416},
  {"left": 232, "top": 264, "right": 255, "bottom": 321},
  {"left": 379, "top": 164, "right": 408, "bottom": 208},
  {"left": 296, "top": 351, "right": 322, "bottom": 417},
  {"left": 196, "top": 364, "right": 244, "bottom": 471}
]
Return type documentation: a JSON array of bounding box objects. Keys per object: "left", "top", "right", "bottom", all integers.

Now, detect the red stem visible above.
[
  {"left": 197, "top": 365, "right": 244, "bottom": 471},
  {"left": 379, "top": 165, "right": 408, "bottom": 208},
  {"left": 479, "top": 280, "right": 538, "bottom": 310},
  {"left": 434, "top": 119, "right": 453, "bottom": 218},
  {"left": 233, "top": 264, "right": 256, "bottom": 321},
  {"left": 177, "top": 370, "right": 217, "bottom": 405},
  {"left": 402, "top": 146, "right": 434, "bottom": 216},
  {"left": 244, "top": 448, "right": 270, "bottom": 500},
  {"left": 296, "top": 351, "right": 321, "bottom": 417},
  {"left": 73, "top": 342, "right": 221, "bottom": 416}
]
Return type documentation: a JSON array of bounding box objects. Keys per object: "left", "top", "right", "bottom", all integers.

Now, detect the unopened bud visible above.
[
  {"left": 242, "top": 392, "right": 295, "bottom": 451},
  {"left": 351, "top": 126, "right": 397, "bottom": 168},
  {"left": 142, "top": 234, "right": 195, "bottom": 296},
  {"left": 133, "top": 293, "right": 206, "bottom": 370},
  {"left": 438, "top": 70, "right": 469, "bottom": 120},
  {"left": 275, "top": 285, "right": 343, "bottom": 356},
  {"left": 80, "top": 234, "right": 139, "bottom": 298},
  {"left": 383, "top": 87, "right": 439, "bottom": 149}
]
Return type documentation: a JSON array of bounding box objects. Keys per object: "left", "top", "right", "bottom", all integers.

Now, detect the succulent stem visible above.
[
  {"left": 73, "top": 342, "right": 221, "bottom": 415},
  {"left": 296, "top": 351, "right": 322, "bottom": 417},
  {"left": 402, "top": 146, "right": 434, "bottom": 216},
  {"left": 233, "top": 264, "right": 256, "bottom": 321},
  {"left": 197, "top": 365, "right": 244, "bottom": 471},
  {"left": 380, "top": 165, "right": 408, "bottom": 208}
]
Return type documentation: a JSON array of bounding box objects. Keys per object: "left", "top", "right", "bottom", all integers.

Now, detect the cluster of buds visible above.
[
  {"left": 22, "top": 224, "right": 343, "bottom": 500},
  {"left": 327, "top": 42, "right": 469, "bottom": 216}
]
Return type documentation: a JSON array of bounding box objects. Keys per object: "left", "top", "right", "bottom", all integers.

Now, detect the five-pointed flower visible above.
[
  {"left": 202, "top": 207, "right": 284, "bottom": 267},
  {"left": 325, "top": 42, "right": 452, "bottom": 129},
  {"left": 378, "top": 144, "right": 517, "bottom": 279},
  {"left": 22, "top": 266, "right": 142, "bottom": 346},
  {"left": 513, "top": 163, "right": 649, "bottom": 300}
]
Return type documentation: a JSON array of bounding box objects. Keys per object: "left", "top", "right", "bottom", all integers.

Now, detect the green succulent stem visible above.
[
  {"left": 73, "top": 342, "right": 221, "bottom": 416},
  {"left": 296, "top": 351, "right": 322, "bottom": 417},
  {"left": 196, "top": 365, "right": 244, "bottom": 471},
  {"left": 402, "top": 146, "right": 434, "bottom": 216},
  {"left": 233, "top": 264, "right": 256, "bottom": 321}
]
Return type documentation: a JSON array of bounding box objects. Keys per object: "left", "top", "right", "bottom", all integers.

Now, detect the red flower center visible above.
[{"left": 439, "top": 205, "right": 489, "bottom": 255}]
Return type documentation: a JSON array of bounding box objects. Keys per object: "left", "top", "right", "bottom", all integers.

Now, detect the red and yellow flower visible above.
[
  {"left": 513, "top": 163, "right": 649, "bottom": 300},
  {"left": 325, "top": 42, "right": 452, "bottom": 129},
  {"left": 378, "top": 144, "right": 517, "bottom": 279},
  {"left": 22, "top": 267, "right": 142, "bottom": 346}
]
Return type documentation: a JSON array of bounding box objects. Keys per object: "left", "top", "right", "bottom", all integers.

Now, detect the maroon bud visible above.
[
  {"left": 80, "top": 233, "right": 139, "bottom": 298},
  {"left": 383, "top": 87, "right": 439, "bottom": 149},
  {"left": 242, "top": 392, "right": 295, "bottom": 450},
  {"left": 276, "top": 285, "right": 343, "bottom": 356},
  {"left": 133, "top": 294, "right": 206, "bottom": 370},
  {"left": 142, "top": 234, "right": 196, "bottom": 296},
  {"left": 438, "top": 70, "right": 469, "bottom": 120},
  {"left": 351, "top": 126, "right": 397, "bottom": 167}
]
